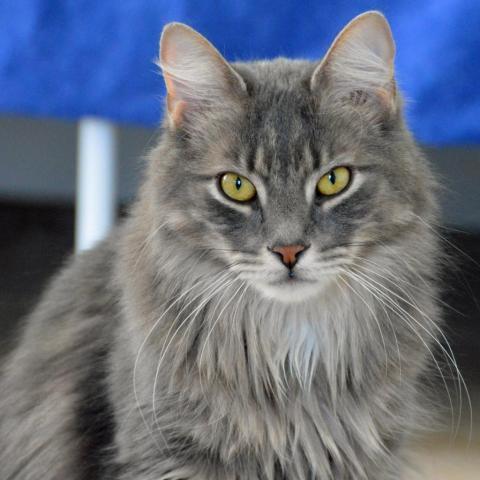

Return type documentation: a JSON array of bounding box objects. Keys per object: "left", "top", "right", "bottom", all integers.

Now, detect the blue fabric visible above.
[{"left": 0, "top": 0, "right": 479, "bottom": 145}]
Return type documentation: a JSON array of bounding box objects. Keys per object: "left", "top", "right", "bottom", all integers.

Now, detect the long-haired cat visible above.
[{"left": 1, "top": 11, "right": 449, "bottom": 479}]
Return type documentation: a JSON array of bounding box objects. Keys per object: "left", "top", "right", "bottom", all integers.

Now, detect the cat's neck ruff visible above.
[{"left": 146, "top": 254, "right": 376, "bottom": 398}]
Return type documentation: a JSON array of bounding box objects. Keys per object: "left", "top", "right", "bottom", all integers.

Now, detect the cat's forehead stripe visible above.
[
  {"left": 244, "top": 110, "right": 318, "bottom": 182},
  {"left": 250, "top": 137, "right": 322, "bottom": 184},
  {"left": 303, "top": 145, "right": 315, "bottom": 172},
  {"left": 252, "top": 144, "right": 268, "bottom": 177}
]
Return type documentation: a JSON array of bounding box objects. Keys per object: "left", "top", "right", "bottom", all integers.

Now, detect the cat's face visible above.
[{"left": 154, "top": 15, "right": 435, "bottom": 303}]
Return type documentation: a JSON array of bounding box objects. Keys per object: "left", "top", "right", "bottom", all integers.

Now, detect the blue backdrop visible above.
[{"left": 0, "top": 0, "right": 479, "bottom": 145}]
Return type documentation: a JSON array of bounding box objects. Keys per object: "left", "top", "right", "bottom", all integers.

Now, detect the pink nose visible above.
[{"left": 271, "top": 244, "right": 307, "bottom": 269}]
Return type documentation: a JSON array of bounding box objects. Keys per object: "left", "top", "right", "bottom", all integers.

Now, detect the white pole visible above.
[{"left": 75, "top": 117, "right": 117, "bottom": 252}]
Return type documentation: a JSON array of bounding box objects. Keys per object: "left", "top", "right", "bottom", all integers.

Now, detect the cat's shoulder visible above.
[
  {"left": 0, "top": 232, "right": 122, "bottom": 478},
  {"left": 4, "top": 230, "right": 122, "bottom": 375}
]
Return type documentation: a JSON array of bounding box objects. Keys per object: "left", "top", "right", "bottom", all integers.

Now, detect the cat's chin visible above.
[{"left": 254, "top": 276, "right": 333, "bottom": 303}]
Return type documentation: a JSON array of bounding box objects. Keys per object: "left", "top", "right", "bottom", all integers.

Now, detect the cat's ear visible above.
[
  {"left": 311, "top": 11, "right": 396, "bottom": 114},
  {"left": 159, "top": 23, "right": 247, "bottom": 128}
]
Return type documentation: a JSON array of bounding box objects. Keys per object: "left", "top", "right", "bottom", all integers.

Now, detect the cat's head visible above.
[{"left": 150, "top": 12, "right": 437, "bottom": 303}]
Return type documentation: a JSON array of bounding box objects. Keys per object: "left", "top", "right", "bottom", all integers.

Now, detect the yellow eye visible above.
[
  {"left": 317, "top": 167, "right": 351, "bottom": 196},
  {"left": 220, "top": 172, "right": 256, "bottom": 202}
]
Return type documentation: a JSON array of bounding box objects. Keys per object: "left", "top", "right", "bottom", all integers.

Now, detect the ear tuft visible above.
[
  {"left": 159, "top": 23, "right": 246, "bottom": 128},
  {"left": 311, "top": 11, "right": 396, "bottom": 113}
]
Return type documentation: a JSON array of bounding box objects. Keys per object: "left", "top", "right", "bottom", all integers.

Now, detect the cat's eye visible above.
[
  {"left": 220, "top": 172, "right": 256, "bottom": 202},
  {"left": 317, "top": 167, "right": 351, "bottom": 196}
]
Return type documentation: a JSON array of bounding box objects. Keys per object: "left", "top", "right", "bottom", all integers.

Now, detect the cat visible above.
[{"left": 0, "top": 11, "right": 448, "bottom": 479}]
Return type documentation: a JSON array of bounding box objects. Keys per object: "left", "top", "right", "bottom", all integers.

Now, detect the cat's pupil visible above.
[
  {"left": 328, "top": 171, "right": 336, "bottom": 184},
  {"left": 235, "top": 177, "right": 242, "bottom": 190}
]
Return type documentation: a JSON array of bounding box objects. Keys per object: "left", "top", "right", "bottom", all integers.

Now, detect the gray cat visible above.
[{"left": 0, "top": 11, "right": 452, "bottom": 479}]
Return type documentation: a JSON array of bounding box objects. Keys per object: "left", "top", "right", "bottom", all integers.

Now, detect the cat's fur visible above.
[{"left": 0, "top": 12, "right": 445, "bottom": 479}]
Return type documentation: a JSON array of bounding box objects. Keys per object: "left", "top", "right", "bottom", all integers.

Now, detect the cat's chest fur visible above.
[{"left": 116, "top": 280, "right": 394, "bottom": 480}]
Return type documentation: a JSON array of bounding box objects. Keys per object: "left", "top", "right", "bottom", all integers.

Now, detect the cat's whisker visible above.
[
  {"left": 151, "top": 270, "right": 238, "bottom": 428},
  {"left": 198, "top": 279, "right": 246, "bottom": 403},
  {"left": 348, "top": 253, "right": 466, "bottom": 317},
  {"left": 229, "top": 262, "right": 266, "bottom": 273},
  {"left": 133, "top": 276, "right": 214, "bottom": 453},
  {"left": 348, "top": 256, "right": 462, "bottom": 399},
  {"left": 345, "top": 269, "right": 454, "bottom": 398},
  {"left": 411, "top": 214, "right": 480, "bottom": 318},
  {"left": 412, "top": 213, "right": 480, "bottom": 270},
  {"left": 133, "top": 221, "right": 169, "bottom": 272},
  {"left": 337, "top": 273, "right": 390, "bottom": 377},
  {"left": 193, "top": 276, "right": 240, "bottom": 396},
  {"left": 342, "top": 265, "right": 404, "bottom": 382},
  {"left": 350, "top": 264, "right": 472, "bottom": 443},
  {"left": 319, "top": 241, "right": 378, "bottom": 254},
  {"left": 203, "top": 281, "right": 251, "bottom": 428},
  {"left": 205, "top": 247, "right": 258, "bottom": 256},
  {"left": 152, "top": 295, "right": 233, "bottom": 431},
  {"left": 176, "top": 277, "right": 246, "bottom": 385},
  {"left": 312, "top": 258, "right": 356, "bottom": 270},
  {"left": 347, "top": 255, "right": 460, "bottom": 388},
  {"left": 153, "top": 264, "right": 242, "bottom": 400},
  {"left": 350, "top": 263, "right": 470, "bottom": 426},
  {"left": 375, "top": 241, "right": 435, "bottom": 292},
  {"left": 345, "top": 266, "right": 472, "bottom": 443},
  {"left": 135, "top": 263, "right": 238, "bottom": 450},
  {"left": 151, "top": 274, "right": 240, "bottom": 434},
  {"left": 343, "top": 267, "right": 455, "bottom": 433}
]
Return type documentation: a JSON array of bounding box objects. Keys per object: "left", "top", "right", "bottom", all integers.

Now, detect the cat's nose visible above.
[{"left": 269, "top": 244, "right": 309, "bottom": 270}]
